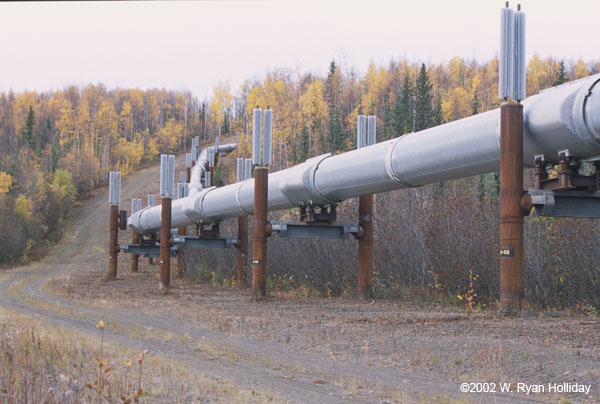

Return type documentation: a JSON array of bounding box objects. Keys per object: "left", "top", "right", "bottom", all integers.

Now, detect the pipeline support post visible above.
[
  {"left": 358, "top": 194, "right": 373, "bottom": 299},
  {"left": 356, "top": 114, "right": 375, "bottom": 299},
  {"left": 252, "top": 167, "right": 268, "bottom": 298},
  {"left": 160, "top": 197, "right": 172, "bottom": 291},
  {"left": 237, "top": 215, "right": 248, "bottom": 285},
  {"left": 131, "top": 230, "right": 140, "bottom": 272},
  {"left": 177, "top": 168, "right": 191, "bottom": 277},
  {"left": 499, "top": 102, "right": 524, "bottom": 312},
  {"left": 108, "top": 204, "right": 119, "bottom": 280}
]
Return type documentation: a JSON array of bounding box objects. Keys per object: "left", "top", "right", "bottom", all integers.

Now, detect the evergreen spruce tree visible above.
[
  {"left": 432, "top": 92, "right": 443, "bottom": 126},
  {"left": 554, "top": 60, "right": 568, "bottom": 86},
  {"left": 392, "top": 73, "right": 413, "bottom": 135},
  {"left": 291, "top": 142, "right": 298, "bottom": 164},
  {"left": 51, "top": 139, "right": 59, "bottom": 172},
  {"left": 328, "top": 108, "right": 344, "bottom": 151},
  {"left": 414, "top": 64, "right": 433, "bottom": 131},
  {"left": 325, "top": 60, "right": 344, "bottom": 152},
  {"left": 382, "top": 88, "right": 393, "bottom": 140},
  {"left": 472, "top": 89, "right": 480, "bottom": 115},
  {"left": 199, "top": 102, "right": 207, "bottom": 138},
  {"left": 40, "top": 117, "right": 51, "bottom": 150},
  {"left": 21, "top": 104, "right": 36, "bottom": 149},
  {"left": 298, "top": 125, "right": 310, "bottom": 162},
  {"left": 222, "top": 113, "right": 230, "bottom": 135}
]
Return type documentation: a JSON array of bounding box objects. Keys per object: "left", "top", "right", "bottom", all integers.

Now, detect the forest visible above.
[{"left": 1, "top": 54, "right": 598, "bottom": 309}]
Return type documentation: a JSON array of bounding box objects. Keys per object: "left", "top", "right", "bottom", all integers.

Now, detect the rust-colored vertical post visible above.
[
  {"left": 237, "top": 215, "right": 248, "bottom": 284},
  {"left": 499, "top": 102, "right": 524, "bottom": 311},
  {"left": 358, "top": 194, "right": 373, "bottom": 299},
  {"left": 160, "top": 197, "right": 172, "bottom": 291},
  {"left": 252, "top": 167, "right": 268, "bottom": 298},
  {"left": 108, "top": 204, "right": 119, "bottom": 280},
  {"left": 177, "top": 168, "right": 191, "bottom": 276},
  {"left": 131, "top": 231, "right": 139, "bottom": 272}
]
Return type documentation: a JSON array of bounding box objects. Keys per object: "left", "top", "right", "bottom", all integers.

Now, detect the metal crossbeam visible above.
[
  {"left": 528, "top": 190, "right": 600, "bottom": 217},
  {"left": 270, "top": 221, "right": 359, "bottom": 239},
  {"left": 122, "top": 244, "right": 177, "bottom": 257},
  {"left": 123, "top": 235, "right": 237, "bottom": 257},
  {"left": 173, "top": 236, "right": 237, "bottom": 249}
]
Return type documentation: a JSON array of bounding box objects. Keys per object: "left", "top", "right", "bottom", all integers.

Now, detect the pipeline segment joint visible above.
[{"left": 279, "top": 153, "right": 338, "bottom": 206}]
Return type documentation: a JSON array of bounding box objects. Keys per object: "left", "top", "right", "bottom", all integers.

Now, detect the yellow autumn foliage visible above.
[
  {"left": 0, "top": 171, "right": 11, "bottom": 195},
  {"left": 14, "top": 194, "right": 33, "bottom": 221}
]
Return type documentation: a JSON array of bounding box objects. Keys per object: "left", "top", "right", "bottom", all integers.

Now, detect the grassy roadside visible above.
[{"left": 0, "top": 307, "right": 285, "bottom": 404}]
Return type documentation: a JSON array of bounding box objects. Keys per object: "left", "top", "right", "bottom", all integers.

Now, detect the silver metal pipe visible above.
[
  {"left": 108, "top": 171, "right": 115, "bottom": 204},
  {"left": 159, "top": 155, "right": 167, "bottom": 196},
  {"left": 367, "top": 115, "right": 376, "bottom": 146},
  {"left": 263, "top": 109, "right": 273, "bottom": 166},
  {"left": 244, "top": 158, "right": 252, "bottom": 180},
  {"left": 188, "top": 143, "right": 236, "bottom": 195},
  {"left": 129, "top": 75, "right": 600, "bottom": 234},
  {"left": 236, "top": 158, "right": 243, "bottom": 182},
  {"left": 357, "top": 115, "right": 366, "bottom": 149},
  {"left": 514, "top": 8, "right": 526, "bottom": 101},
  {"left": 499, "top": 5, "right": 514, "bottom": 99},
  {"left": 115, "top": 172, "right": 121, "bottom": 204},
  {"left": 252, "top": 108, "right": 262, "bottom": 164},
  {"left": 168, "top": 155, "right": 175, "bottom": 198}
]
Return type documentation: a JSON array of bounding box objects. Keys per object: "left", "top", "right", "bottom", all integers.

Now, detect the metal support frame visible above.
[
  {"left": 160, "top": 197, "right": 172, "bottom": 291},
  {"left": 499, "top": 102, "right": 524, "bottom": 312},
  {"left": 252, "top": 166, "right": 269, "bottom": 298},
  {"left": 527, "top": 153, "right": 600, "bottom": 218},
  {"left": 197, "top": 222, "right": 221, "bottom": 238},
  {"left": 173, "top": 235, "right": 237, "bottom": 249},
  {"left": 527, "top": 190, "right": 600, "bottom": 217},
  {"left": 269, "top": 221, "right": 358, "bottom": 239},
  {"left": 534, "top": 154, "right": 600, "bottom": 191},
  {"left": 123, "top": 244, "right": 178, "bottom": 257},
  {"left": 123, "top": 235, "right": 235, "bottom": 258},
  {"left": 299, "top": 203, "right": 337, "bottom": 223}
]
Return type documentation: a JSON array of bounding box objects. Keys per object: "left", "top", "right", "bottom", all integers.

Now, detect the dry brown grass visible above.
[{"left": 0, "top": 308, "right": 286, "bottom": 404}]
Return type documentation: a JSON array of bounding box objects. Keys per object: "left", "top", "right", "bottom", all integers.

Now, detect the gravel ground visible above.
[{"left": 1, "top": 151, "right": 598, "bottom": 403}]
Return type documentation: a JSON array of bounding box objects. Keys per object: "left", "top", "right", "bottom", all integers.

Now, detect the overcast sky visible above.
[{"left": 0, "top": 0, "right": 598, "bottom": 99}]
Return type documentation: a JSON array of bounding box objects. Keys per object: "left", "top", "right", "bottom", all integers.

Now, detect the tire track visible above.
[{"left": 0, "top": 158, "right": 534, "bottom": 404}]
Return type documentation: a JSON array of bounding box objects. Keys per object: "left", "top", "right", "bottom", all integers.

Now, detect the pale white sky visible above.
[{"left": 0, "top": 0, "right": 597, "bottom": 99}]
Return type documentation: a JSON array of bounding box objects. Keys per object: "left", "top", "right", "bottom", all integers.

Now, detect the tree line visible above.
[{"left": 0, "top": 54, "right": 596, "bottom": 272}]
